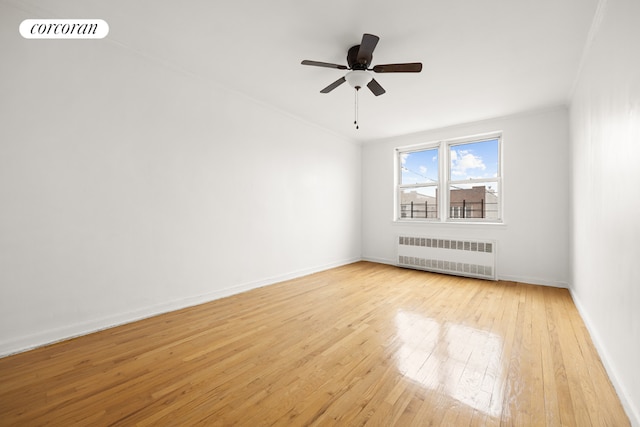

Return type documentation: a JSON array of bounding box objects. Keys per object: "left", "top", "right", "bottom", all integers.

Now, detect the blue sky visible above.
[
  {"left": 401, "top": 138, "right": 498, "bottom": 184},
  {"left": 400, "top": 147, "right": 438, "bottom": 184}
]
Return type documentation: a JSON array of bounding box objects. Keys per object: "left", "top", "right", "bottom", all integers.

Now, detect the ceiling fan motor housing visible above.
[{"left": 347, "top": 45, "right": 371, "bottom": 70}]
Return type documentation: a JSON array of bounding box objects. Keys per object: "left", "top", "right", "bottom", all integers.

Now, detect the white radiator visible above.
[{"left": 397, "top": 235, "right": 497, "bottom": 280}]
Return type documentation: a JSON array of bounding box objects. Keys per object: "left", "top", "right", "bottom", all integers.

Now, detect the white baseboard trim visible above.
[
  {"left": 362, "top": 256, "right": 568, "bottom": 288},
  {"left": 497, "top": 274, "right": 568, "bottom": 289},
  {"left": 361, "top": 256, "right": 396, "bottom": 266},
  {"left": 570, "top": 289, "right": 640, "bottom": 427},
  {"left": 0, "top": 257, "right": 360, "bottom": 358}
]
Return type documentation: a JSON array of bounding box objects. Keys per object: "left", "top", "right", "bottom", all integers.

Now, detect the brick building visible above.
[{"left": 400, "top": 185, "right": 498, "bottom": 219}]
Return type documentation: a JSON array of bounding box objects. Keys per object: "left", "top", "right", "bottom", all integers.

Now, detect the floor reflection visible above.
[{"left": 394, "top": 310, "right": 504, "bottom": 417}]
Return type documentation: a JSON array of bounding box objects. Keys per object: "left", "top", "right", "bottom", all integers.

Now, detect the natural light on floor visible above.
[{"left": 394, "top": 310, "right": 504, "bottom": 417}]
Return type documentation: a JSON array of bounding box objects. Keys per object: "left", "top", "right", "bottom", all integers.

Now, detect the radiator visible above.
[{"left": 397, "top": 235, "right": 497, "bottom": 280}]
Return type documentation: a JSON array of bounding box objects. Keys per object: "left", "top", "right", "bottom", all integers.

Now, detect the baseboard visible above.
[
  {"left": 361, "top": 256, "right": 396, "bottom": 266},
  {"left": 0, "top": 257, "right": 361, "bottom": 358},
  {"left": 362, "top": 256, "right": 569, "bottom": 288},
  {"left": 570, "top": 290, "right": 640, "bottom": 427},
  {"left": 497, "top": 274, "right": 568, "bottom": 288}
]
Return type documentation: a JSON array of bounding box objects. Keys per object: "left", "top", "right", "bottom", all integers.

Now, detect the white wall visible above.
[
  {"left": 569, "top": 0, "right": 640, "bottom": 424},
  {"left": 362, "top": 107, "right": 571, "bottom": 287},
  {"left": 0, "top": 4, "right": 361, "bottom": 356}
]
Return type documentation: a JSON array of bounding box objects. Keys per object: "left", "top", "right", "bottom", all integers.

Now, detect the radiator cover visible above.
[{"left": 397, "top": 235, "right": 497, "bottom": 280}]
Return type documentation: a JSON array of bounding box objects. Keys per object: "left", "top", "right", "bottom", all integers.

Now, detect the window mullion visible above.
[{"left": 440, "top": 142, "right": 448, "bottom": 222}]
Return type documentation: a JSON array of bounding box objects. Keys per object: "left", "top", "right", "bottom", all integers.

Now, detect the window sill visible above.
[{"left": 393, "top": 219, "right": 506, "bottom": 227}]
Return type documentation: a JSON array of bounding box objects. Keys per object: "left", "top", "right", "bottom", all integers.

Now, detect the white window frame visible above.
[
  {"left": 396, "top": 143, "right": 440, "bottom": 221},
  {"left": 395, "top": 132, "right": 503, "bottom": 224}
]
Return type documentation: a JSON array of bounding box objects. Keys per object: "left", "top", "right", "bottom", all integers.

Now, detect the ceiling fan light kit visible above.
[
  {"left": 302, "top": 33, "right": 422, "bottom": 129},
  {"left": 345, "top": 70, "right": 372, "bottom": 90}
]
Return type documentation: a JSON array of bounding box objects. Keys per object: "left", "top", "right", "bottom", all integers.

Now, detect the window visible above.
[
  {"left": 396, "top": 133, "right": 502, "bottom": 223},
  {"left": 448, "top": 137, "right": 500, "bottom": 221},
  {"left": 398, "top": 146, "right": 439, "bottom": 219}
]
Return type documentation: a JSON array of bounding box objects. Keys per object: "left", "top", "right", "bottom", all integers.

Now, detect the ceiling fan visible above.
[{"left": 301, "top": 33, "right": 422, "bottom": 97}]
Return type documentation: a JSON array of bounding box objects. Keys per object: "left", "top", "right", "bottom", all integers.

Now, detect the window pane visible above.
[
  {"left": 450, "top": 138, "right": 499, "bottom": 181},
  {"left": 449, "top": 182, "right": 499, "bottom": 220},
  {"left": 400, "top": 187, "right": 439, "bottom": 219},
  {"left": 400, "top": 148, "right": 438, "bottom": 185}
]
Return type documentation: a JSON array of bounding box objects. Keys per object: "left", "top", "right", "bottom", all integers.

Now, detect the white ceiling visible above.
[{"left": 15, "top": 0, "right": 599, "bottom": 143}]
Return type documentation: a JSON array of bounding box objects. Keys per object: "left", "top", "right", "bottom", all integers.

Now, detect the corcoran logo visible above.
[{"left": 19, "top": 19, "right": 109, "bottom": 39}]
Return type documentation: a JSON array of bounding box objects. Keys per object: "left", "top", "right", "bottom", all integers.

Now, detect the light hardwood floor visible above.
[{"left": 0, "top": 262, "right": 629, "bottom": 426}]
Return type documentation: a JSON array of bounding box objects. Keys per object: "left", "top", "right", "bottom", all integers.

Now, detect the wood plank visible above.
[{"left": 0, "top": 262, "right": 630, "bottom": 426}]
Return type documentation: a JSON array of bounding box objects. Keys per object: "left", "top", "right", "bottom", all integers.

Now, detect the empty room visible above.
[{"left": 1, "top": 0, "right": 638, "bottom": 425}]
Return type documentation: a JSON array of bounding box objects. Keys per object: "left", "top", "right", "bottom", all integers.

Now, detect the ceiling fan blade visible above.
[
  {"left": 373, "top": 63, "right": 423, "bottom": 73},
  {"left": 301, "top": 60, "right": 348, "bottom": 70},
  {"left": 367, "top": 78, "right": 386, "bottom": 96},
  {"left": 320, "top": 77, "right": 347, "bottom": 93},
  {"left": 357, "top": 33, "right": 379, "bottom": 62}
]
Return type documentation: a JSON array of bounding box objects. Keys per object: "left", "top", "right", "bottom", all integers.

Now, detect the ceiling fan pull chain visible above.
[{"left": 354, "top": 88, "right": 359, "bottom": 129}]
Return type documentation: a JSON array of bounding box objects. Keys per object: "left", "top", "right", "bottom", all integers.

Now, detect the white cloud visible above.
[
  {"left": 419, "top": 165, "right": 427, "bottom": 174},
  {"left": 451, "top": 150, "right": 486, "bottom": 177},
  {"left": 400, "top": 153, "right": 409, "bottom": 165}
]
